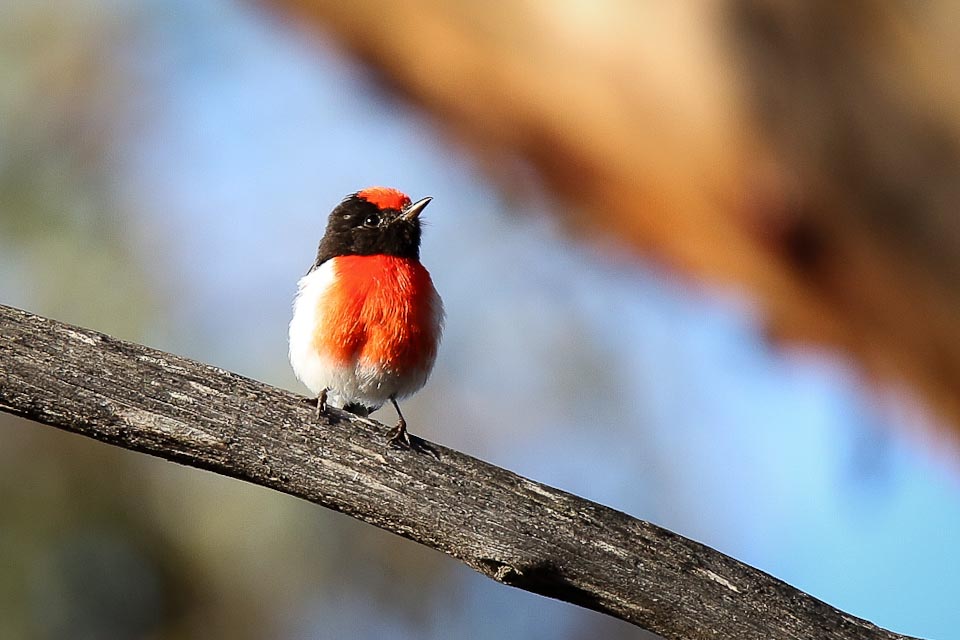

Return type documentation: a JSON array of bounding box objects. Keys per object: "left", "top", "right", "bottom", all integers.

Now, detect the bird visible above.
[{"left": 288, "top": 187, "right": 444, "bottom": 447}]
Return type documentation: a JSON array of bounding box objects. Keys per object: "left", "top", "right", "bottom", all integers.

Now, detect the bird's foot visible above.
[
  {"left": 386, "top": 420, "right": 440, "bottom": 459},
  {"left": 386, "top": 418, "right": 411, "bottom": 449},
  {"left": 315, "top": 389, "right": 328, "bottom": 420}
]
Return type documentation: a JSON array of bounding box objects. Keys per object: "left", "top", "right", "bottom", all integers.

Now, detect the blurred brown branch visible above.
[
  {"left": 269, "top": 0, "right": 960, "bottom": 436},
  {"left": 0, "top": 304, "right": 922, "bottom": 640}
]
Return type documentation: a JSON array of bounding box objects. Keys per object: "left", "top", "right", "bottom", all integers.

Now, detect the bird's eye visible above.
[{"left": 363, "top": 213, "right": 381, "bottom": 227}]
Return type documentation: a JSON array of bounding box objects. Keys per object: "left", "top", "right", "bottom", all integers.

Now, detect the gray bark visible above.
[{"left": 0, "top": 304, "right": 921, "bottom": 640}]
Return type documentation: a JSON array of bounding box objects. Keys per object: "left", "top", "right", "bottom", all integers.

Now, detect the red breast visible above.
[{"left": 312, "top": 254, "right": 440, "bottom": 373}]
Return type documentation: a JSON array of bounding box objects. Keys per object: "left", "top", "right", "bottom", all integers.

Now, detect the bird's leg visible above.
[
  {"left": 315, "top": 388, "right": 328, "bottom": 419},
  {"left": 386, "top": 397, "right": 411, "bottom": 448}
]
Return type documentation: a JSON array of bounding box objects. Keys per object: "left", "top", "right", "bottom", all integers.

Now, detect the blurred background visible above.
[{"left": 1, "top": 0, "right": 959, "bottom": 638}]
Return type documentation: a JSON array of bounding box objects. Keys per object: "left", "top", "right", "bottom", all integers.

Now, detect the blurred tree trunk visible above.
[{"left": 268, "top": 0, "right": 960, "bottom": 437}]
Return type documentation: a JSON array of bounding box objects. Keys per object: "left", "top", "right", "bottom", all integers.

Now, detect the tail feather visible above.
[{"left": 342, "top": 402, "right": 373, "bottom": 417}]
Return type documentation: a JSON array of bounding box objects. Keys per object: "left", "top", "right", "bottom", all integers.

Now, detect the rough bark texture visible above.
[{"left": 0, "top": 304, "right": 921, "bottom": 640}]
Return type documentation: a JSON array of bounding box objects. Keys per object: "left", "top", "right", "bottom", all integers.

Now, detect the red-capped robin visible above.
[{"left": 289, "top": 187, "right": 444, "bottom": 447}]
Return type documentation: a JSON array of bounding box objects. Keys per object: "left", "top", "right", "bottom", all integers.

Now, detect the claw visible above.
[
  {"left": 315, "top": 389, "right": 328, "bottom": 419},
  {"left": 386, "top": 417, "right": 411, "bottom": 449}
]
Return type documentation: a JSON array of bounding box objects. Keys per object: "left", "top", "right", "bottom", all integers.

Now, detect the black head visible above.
[{"left": 312, "top": 188, "right": 431, "bottom": 268}]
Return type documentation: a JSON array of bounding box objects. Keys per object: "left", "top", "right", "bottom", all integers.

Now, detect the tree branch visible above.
[{"left": 0, "top": 304, "right": 920, "bottom": 640}]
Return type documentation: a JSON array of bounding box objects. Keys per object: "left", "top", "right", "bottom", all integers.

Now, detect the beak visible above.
[{"left": 401, "top": 196, "right": 432, "bottom": 221}]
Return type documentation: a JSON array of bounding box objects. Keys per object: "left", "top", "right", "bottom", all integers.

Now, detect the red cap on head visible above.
[{"left": 356, "top": 187, "right": 411, "bottom": 211}]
